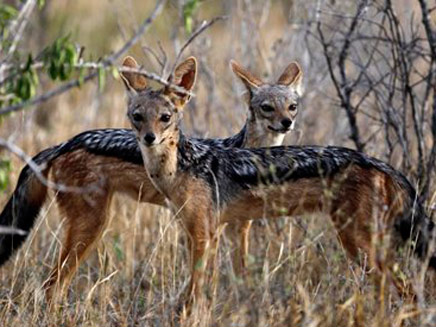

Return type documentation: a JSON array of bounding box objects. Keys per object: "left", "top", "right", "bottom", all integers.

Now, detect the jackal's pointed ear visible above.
[
  {"left": 120, "top": 56, "right": 148, "bottom": 95},
  {"left": 166, "top": 56, "right": 197, "bottom": 106},
  {"left": 277, "top": 62, "right": 303, "bottom": 93},
  {"left": 230, "top": 60, "right": 263, "bottom": 94}
]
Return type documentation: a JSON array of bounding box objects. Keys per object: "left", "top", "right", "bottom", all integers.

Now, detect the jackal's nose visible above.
[
  {"left": 281, "top": 118, "right": 292, "bottom": 129},
  {"left": 144, "top": 133, "right": 156, "bottom": 145}
]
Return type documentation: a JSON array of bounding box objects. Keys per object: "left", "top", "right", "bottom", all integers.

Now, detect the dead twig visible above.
[
  {"left": 0, "top": 226, "right": 27, "bottom": 235},
  {"left": 0, "top": 0, "right": 37, "bottom": 62},
  {"left": 170, "top": 16, "right": 227, "bottom": 76},
  {"left": 0, "top": 138, "right": 103, "bottom": 194},
  {"left": 0, "top": 0, "right": 167, "bottom": 116}
]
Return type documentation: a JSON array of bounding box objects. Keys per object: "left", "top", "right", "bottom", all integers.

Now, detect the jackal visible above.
[
  {"left": 0, "top": 56, "right": 302, "bottom": 298},
  {"left": 122, "top": 56, "right": 435, "bottom": 307}
]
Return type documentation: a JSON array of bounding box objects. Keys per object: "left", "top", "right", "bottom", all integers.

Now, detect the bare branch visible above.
[
  {"left": 0, "top": 64, "right": 193, "bottom": 116},
  {"left": 105, "top": 0, "right": 167, "bottom": 64},
  {"left": 0, "top": 226, "right": 27, "bottom": 236},
  {"left": 170, "top": 16, "right": 227, "bottom": 77},
  {"left": 0, "top": 138, "right": 103, "bottom": 194},
  {"left": 157, "top": 41, "right": 169, "bottom": 76},
  {"left": 0, "top": 0, "right": 167, "bottom": 116},
  {"left": 0, "top": 0, "right": 37, "bottom": 62},
  {"left": 142, "top": 45, "right": 165, "bottom": 69},
  {"left": 417, "top": 0, "right": 436, "bottom": 199},
  {"left": 0, "top": 71, "right": 97, "bottom": 116}
]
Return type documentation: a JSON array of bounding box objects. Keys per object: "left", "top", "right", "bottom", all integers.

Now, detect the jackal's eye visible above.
[
  {"left": 160, "top": 113, "right": 171, "bottom": 123},
  {"left": 132, "top": 112, "right": 143, "bottom": 122},
  {"left": 288, "top": 103, "right": 297, "bottom": 112},
  {"left": 288, "top": 104, "right": 298, "bottom": 112},
  {"left": 260, "top": 104, "right": 274, "bottom": 113}
]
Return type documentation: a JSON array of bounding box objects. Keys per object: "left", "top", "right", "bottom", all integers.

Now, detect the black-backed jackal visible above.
[
  {"left": 0, "top": 56, "right": 302, "bottom": 299},
  {"left": 122, "top": 56, "right": 435, "bottom": 309}
]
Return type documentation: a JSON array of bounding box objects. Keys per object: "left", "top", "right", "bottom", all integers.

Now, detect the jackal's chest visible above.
[{"left": 138, "top": 144, "right": 178, "bottom": 192}]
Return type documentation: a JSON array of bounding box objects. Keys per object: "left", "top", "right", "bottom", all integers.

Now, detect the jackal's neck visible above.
[
  {"left": 243, "top": 114, "right": 285, "bottom": 148},
  {"left": 139, "top": 131, "right": 181, "bottom": 195}
]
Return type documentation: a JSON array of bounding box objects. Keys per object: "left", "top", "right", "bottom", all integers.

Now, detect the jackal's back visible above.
[
  {"left": 177, "top": 138, "right": 436, "bottom": 267},
  {"left": 177, "top": 140, "right": 416, "bottom": 206}
]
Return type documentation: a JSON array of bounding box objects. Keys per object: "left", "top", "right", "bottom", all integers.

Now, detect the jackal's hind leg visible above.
[
  {"left": 239, "top": 220, "right": 252, "bottom": 271},
  {"left": 331, "top": 196, "right": 415, "bottom": 302},
  {"left": 44, "top": 189, "right": 111, "bottom": 302},
  {"left": 226, "top": 220, "right": 252, "bottom": 275}
]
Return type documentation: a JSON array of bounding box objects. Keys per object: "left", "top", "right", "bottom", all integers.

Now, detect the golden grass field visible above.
[{"left": 1, "top": 0, "right": 436, "bottom": 326}]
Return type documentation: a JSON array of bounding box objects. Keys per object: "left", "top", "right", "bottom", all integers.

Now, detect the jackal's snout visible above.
[
  {"left": 143, "top": 132, "right": 156, "bottom": 146},
  {"left": 267, "top": 116, "right": 295, "bottom": 134},
  {"left": 281, "top": 118, "right": 293, "bottom": 130}
]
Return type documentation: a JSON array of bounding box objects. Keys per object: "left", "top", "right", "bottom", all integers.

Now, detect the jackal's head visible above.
[
  {"left": 231, "top": 60, "right": 303, "bottom": 137},
  {"left": 121, "top": 56, "right": 197, "bottom": 150}
]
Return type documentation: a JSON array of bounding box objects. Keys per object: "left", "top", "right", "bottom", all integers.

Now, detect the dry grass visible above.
[{"left": 1, "top": 0, "right": 436, "bottom": 326}]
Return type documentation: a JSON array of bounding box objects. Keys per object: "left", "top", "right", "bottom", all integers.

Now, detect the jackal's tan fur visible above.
[
  {"left": 122, "top": 55, "right": 432, "bottom": 310},
  {"left": 0, "top": 55, "right": 303, "bottom": 302}
]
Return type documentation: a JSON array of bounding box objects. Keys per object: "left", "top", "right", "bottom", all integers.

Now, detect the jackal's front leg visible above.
[
  {"left": 181, "top": 212, "right": 217, "bottom": 313},
  {"left": 185, "top": 225, "right": 208, "bottom": 302}
]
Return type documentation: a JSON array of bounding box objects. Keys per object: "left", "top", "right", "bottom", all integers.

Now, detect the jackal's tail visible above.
[
  {"left": 398, "top": 201, "right": 436, "bottom": 269},
  {"left": 414, "top": 204, "right": 436, "bottom": 269},
  {"left": 0, "top": 146, "right": 63, "bottom": 266},
  {"left": 390, "top": 168, "right": 436, "bottom": 269}
]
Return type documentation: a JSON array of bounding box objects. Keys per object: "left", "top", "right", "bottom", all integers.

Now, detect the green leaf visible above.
[
  {"left": 78, "top": 66, "right": 86, "bottom": 87},
  {"left": 59, "top": 63, "right": 67, "bottom": 80},
  {"left": 25, "top": 54, "right": 33, "bottom": 71},
  {"left": 0, "top": 159, "right": 11, "bottom": 191},
  {"left": 183, "top": 0, "right": 199, "bottom": 34},
  {"left": 65, "top": 44, "right": 77, "bottom": 65},
  {"left": 43, "top": 35, "right": 77, "bottom": 81},
  {"left": 113, "top": 235, "right": 124, "bottom": 261},
  {"left": 0, "top": 5, "right": 18, "bottom": 23},
  {"left": 0, "top": 4, "right": 18, "bottom": 37},
  {"left": 194, "top": 258, "right": 204, "bottom": 270},
  {"left": 110, "top": 66, "right": 120, "bottom": 80},
  {"left": 48, "top": 60, "right": 58, "bottom": 80},
  {"left": 15, "top": 67, "right": 39, "bottom": 101},
  {"left": 17, "top": 75, "right": 29, "bottom": 100},
  {"left": 185, "top": 17, "right": 193, "bottom": 35},
  {"left": 98, "top": 66, "right": 106, "bottom": 92},
  {"left": 37, "top": 0, "right": 45, "bottom": 9},
  {"left": 30, "top": 67, "right": 39, "bottom": 86}
]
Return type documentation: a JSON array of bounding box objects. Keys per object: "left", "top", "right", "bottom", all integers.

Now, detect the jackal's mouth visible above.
[{"left": 268, "top": 125, "right": 291, "bottom": 134}]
